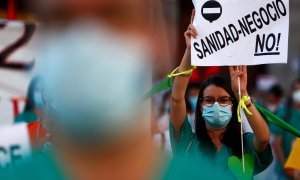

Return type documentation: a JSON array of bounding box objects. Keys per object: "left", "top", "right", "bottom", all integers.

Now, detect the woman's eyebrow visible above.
[
  {"left": 203, "top": 96, "right": 214, "bottom": 98},
  {"left": 219, "top": 95, "right": 231, "bottom": 98}
]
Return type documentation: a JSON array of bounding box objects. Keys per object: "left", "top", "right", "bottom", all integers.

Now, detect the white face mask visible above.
[
  {"left": 266, "top": 104, "right": 278, "bottom": 113},
  {"left": 293, "top": 90, "right": 300, "bottom": 104},
  {"left": 37, "top": 19, "right": 151, "bottom": 142}
]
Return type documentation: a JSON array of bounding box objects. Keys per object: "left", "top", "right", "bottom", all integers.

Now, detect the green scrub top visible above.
[
  {"left": 169, "top": 116, "right": 273, "bottom": 179},
  {"left": 271, "top": 106, "right": 300, "bottom": 156},
  {"left": 0, "top": 151, "right": 66, "bottom": 180},
  {"left": 270, "top": 106, "right": 300, "bottom": 174}
]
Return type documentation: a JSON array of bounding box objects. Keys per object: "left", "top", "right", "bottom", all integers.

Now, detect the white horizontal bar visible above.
[{"left": 203, "top": 8, "right": 221, "bottom": 14}]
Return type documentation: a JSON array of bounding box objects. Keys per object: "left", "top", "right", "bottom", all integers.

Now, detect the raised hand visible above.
[
  {"left": 184, "top": 9, "right": 197, "bottom": 50},
  {"left": 229, "top": 66, "right": 248, "bottom": 99}
]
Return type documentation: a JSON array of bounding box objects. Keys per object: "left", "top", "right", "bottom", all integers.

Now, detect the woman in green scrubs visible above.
[{"left": 169, "top": 10, "right": 273, "bottom": 178}]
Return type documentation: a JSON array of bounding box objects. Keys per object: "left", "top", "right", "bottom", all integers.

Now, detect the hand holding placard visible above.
[
  {"left": 185, "top": 9, "right": 197, "bottom": 50},
  {"left": 229, "top": 66, "right": 248, "bottom": 98}
]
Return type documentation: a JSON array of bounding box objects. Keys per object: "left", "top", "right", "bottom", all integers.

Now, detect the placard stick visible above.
[{"left": 237, "top": 65, "right": 245, "bottom": 173}]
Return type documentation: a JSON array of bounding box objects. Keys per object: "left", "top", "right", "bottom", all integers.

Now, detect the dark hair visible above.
[
  {"left": 195, "top": 75, "right": 242, "bottom": 158},
  {"left": 268, "top": 84, "right": 283, "bottom": 98},
  {"left": 187, "top": 82, "right": 202, "bottom": 94},
  {"left": 159, "top": 90, "right": 171, "bottom": 116}
]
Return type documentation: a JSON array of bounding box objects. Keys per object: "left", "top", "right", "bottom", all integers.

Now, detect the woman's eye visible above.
[
  {"left": 219, "top": 97, "right": 230, "bottom": 104},
  {"left": 204, "top": 98, "right": 214, "bottom": 104}
]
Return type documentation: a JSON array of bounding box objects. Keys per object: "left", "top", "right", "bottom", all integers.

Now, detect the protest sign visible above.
[
  {"left": 191, "top": 0, "right": 289, "bottom": 66},
  {"left": 0, "top": 20, "right": 36, "bottom": 69},
  {"left": 0, "top": 20, "right": 37, "bottom": 124},
  {"left": 0, "top": 123, "right": 32, "bottom": 170}
]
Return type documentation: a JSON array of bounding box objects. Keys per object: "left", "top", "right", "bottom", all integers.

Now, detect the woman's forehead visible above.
[{"left": 203, "top": 85, "right": 230, "bottom": 97}]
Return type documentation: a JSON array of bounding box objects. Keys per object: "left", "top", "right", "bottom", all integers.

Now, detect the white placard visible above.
[
  {"left": 0, "top": 123, "right": 32, "bottom": 170},
  {"left": 191, "top": 0, "right": 289, "bottom": 66}
]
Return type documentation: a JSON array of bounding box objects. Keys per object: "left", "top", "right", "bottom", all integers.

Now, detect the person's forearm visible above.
[
  {"left": 170, "top": 48, "right": 192, "bottom": 133},
  {"left": 243, "top": 94, "right": 271, "bottom": 152},
  {"left": 178, "top": 48, "right": 192, "bottom": 73},
  {"left": 172, "top": 48, "right": 192, "bottom": 101}
]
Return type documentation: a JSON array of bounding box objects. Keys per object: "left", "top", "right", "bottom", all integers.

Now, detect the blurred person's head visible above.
[
  {"left": 291, "top": 78, "right": 300, "bottom": 108},
  {"left": 265, "top": 84, "right": 284, "bottom": 113},
  {"left": 255, "top": 75, "right": 278, "bottom": 105},
  {"left": 30, "top": 1, "right": 169, "bottom": 179},
  {"left": 32, "top": 0, "right": 155, "bottom": 147},
  {"left": 36, "top": 31, "right": 153, "bottom": 179},
  {"left": 186, "top": 83, "right": 201, "bottom": 113},
  {"left": 159, "top": 91, "right": 171, "bottom": 116},
  {"left": 38, "top": 35, "right": 151, "bottom": 146},
  {"left": 194, "top": 76, "right": 241, "bottom": 158}
]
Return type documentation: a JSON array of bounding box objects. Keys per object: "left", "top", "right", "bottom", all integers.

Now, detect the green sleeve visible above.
[
  {"left": 169, "top": 116, "right": 195, "bottom": 155},
  {"left": 243, "top": 133, "right": 273, "bottom": 175}
]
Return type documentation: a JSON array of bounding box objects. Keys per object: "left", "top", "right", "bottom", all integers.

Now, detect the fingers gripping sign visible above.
[{"left": 185, "top": 9, "right": 197, "bottom": 50}]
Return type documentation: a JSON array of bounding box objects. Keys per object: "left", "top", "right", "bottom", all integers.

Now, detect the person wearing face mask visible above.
[
  {"left": 153, "top": 91, "right": 172, "bottom": 153},
  {"left": 187, "top": 83, "right": 201, "bottom": 113},
  {"left": 265, "top": 84, "right": 284, "bottom": 114},
  {"left": 0, "top": 0, "right": 178, "bottom": 179},
  {"left": 169, "top": 10, "right": 272, "bottom": 178},
  {"left": 0, "top": 22, "right": 157, "bottom": 179},
  {"left": 271, "top": 79, "right": 300, "bottom": 180},
  {"left": 185, "top": 83, "right": 201, "bottom": 132},
  {"left": 255, "top": 86, "right": 284, "bottom": 180}
]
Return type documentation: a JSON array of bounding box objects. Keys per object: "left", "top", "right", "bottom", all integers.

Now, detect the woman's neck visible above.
[
  {"left": 206, "top": 125, "right": 227, "bottom": 151},
  {"left": 206, "top": 126, "right": 227, "bottom": 138}
]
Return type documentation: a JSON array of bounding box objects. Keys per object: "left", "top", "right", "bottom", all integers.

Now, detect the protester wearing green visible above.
[
  {"left": 271, "top": 79, "right": 300, "bottom": 179},
  {"left": 169, "top": 10, "right": 273, "bottom": 179}
]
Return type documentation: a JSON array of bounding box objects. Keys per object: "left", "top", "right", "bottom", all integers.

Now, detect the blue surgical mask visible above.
[
  {"left": 38, "top": 20, "right": 151, "bottom": 143},
  {"left": 202, "top": 103, "right": 232, "bottom": 129},
  {"left": 189, "top": 96, "right": 198, "bottom": 112}
]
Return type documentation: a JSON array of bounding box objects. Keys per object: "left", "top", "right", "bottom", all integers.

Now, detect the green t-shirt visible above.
[
  {"left": 270, "top": 106, "right": 300, "bottom": 174},
  {"left": 169, "top": 116, "right": 273, "bottom": 179},
  {"left": 0, "top": 151, "right": 66, "bottom": 180},
  {"left": 270, "top": 106, "right": 300, "bottom": 156}
]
